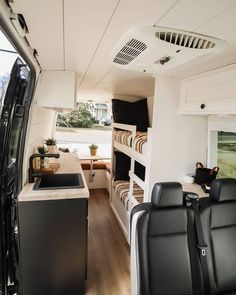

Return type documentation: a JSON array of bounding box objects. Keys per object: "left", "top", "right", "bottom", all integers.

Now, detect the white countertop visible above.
[
  {"left": 18, "top": 152, "right": 89, "bottom": 202},
  {"left": 182, "top": 182, "right": 208, "bottom": 198}
]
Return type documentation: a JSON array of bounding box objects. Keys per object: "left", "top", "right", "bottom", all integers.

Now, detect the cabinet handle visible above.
[{"left": 200, "top": 104, "right": 206, "bottom": 109}]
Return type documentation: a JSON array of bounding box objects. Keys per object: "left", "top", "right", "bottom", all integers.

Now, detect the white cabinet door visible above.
[
  {"left": 35, "top": 71, "right": 76, "bottom": 110},
  {"left": 179, "top": 65, "right": 236, "bottom": 114}
]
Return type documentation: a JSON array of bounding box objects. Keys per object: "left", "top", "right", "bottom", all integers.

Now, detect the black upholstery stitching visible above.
[
  {"left": 211, "top": 224, "right": 236, "bottom": 230},
  {"left": 187, "top": 209, "right": 196, "bottom": 295},
  {"left": 210, "top": 206, "right": 219, "bottom": 291},
  {"left": 148, "top": 231, "right": 187, "bottom": 238}
]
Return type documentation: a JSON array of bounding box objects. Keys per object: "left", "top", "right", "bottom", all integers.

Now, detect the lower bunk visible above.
[{"left": 110, "top": 179, "right": 143, "bottom": 243}]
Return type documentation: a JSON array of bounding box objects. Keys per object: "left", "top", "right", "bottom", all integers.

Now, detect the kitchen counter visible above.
[{"left": 18, "top": 152, "right": 89, "bottom": 202}]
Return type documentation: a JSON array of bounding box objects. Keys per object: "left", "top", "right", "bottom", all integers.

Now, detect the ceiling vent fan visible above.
[{"left": 110, "top": 26, "right": 226, "bottom": 73}]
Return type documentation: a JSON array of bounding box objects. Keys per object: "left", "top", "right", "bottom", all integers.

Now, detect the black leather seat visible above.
[
  {"left": 131, "top": 182, "right": 202, "bottom": 295},
  {"left": 131, "top": 179, "right": 236, "bottom": 295},
  {"left": 200, "top": 178, "right": 236, "bottom": 295}
]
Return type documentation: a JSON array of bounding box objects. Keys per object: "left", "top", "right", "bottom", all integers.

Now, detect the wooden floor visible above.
[{"left": 86, "top": 189, "right": 131, "bottom": 295}]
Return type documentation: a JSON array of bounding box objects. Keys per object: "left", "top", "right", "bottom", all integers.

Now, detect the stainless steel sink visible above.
[{"left": 33, "top": 173, "right": 84, "bottom": 190}]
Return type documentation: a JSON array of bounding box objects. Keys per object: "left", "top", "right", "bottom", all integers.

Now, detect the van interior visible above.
[{"left": 1, "top": 0, "right": 236, "bottom": 294}]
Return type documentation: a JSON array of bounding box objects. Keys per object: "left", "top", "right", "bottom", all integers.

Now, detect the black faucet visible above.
[{"left": 28, "top": 153, "right": 60, "bottom": 183}]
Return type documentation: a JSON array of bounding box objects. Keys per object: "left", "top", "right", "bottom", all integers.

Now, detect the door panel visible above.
[{"left": 0, "top": 57, "right": 31, "bottom": 295}]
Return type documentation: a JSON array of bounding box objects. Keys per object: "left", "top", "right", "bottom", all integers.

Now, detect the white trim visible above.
[
  {"left": 128, "top": 192, "right": 140, "bottom": 207},
  {"left": 208, "top": 130, "right": 218, "bottom": 168},
  {"left": 131, "top": 210, "right": 146, "bottom": 295},
  {"left": 113, "top": 141, "right": 147, "bottom": 166},
  {"left": 111, "top": 122, "right": 152, "bottom": 239},
  {"left": 110, "top": 187, "right": 130, "bottom": 243},
  {"left": 129, "top": 172, "right": 145, "bottom": 190},
  {"left": 113, "top": 122, "right": 137, "bottom": 132},
  {"left": 110, "top": 202, "right": 129, "bottom": 241},
  {"left": 182, "top": 63, "right": 236, "bottom": 83}
]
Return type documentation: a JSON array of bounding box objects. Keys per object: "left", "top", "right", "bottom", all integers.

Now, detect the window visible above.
[
  {"left": 217, "top": 131, "right": 236, "bottom": 178},
  {"left": 0, "top": 27, "right": 33, "bottom": 184},
  {"left": 0, "top": 30, "right": 21, "bottom": 114},
  {"left": 56, "top": 102, "right": 112, "bottom": 157}
]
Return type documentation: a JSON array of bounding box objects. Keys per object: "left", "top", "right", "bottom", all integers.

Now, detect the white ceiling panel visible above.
[
  {"left": 64, "top": 0, "right": 119, "bottom": 82},
  {"left": 166, "top": 2, "right": 236, "bottom": 78},
  {"left": 196, "top": 5, "right": 236, "bottom": 42},
  {"left": 169, "top": 45, "right": 236, "bottom": 79},
  {"left": 104, "top": 69, "right": 155, "bottom": 97},
  {"left": 157, "top": 0, "right": 236, "bottom": 33},
  {"left": 77, "top": 69, "right": 154, "bottom": 101},
  {"left": 78, "top": 0, "right": 178, "bottom": 94},
  {"left": 8, "top": 0, "right": 236, "bottom": 101},
  {"left": 10, "top": 0, "right": 64, "bottom": 70}
]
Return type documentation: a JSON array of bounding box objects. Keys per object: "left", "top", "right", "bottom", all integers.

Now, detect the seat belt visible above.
[{"left": 185, "top": 193, "right": 211, "bottom": 295}]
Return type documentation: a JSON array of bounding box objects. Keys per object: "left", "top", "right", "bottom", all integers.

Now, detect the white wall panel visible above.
[
  {"left": 148, "top": 77, "right": 207, "bottom": 195},
  {"left": 23, "top": 105, "right": 56, "bottom": 183}
]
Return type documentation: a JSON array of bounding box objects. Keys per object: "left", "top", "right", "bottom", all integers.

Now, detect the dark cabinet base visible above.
[{"left": 18, "top": 198, "right": 88, "bottom": 295}]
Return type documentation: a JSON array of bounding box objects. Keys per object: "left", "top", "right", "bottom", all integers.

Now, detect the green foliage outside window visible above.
[{"left": 57, "top": 102, "right": 96, "bottom": 128}]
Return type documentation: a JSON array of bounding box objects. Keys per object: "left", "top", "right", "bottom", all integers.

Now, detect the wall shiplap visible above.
[{"left": 22, "top": 104, "right": 56, "bottom": 184}]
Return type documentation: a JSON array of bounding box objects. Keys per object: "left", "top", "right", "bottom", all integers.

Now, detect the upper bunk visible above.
[
  {"left": 112, "top": 122, "right": 152, "bottom": 167},
  {"left": 111, "top": 97, "right": 153, "bottom": 168}
]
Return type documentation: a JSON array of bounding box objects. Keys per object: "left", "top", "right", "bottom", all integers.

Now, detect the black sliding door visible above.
[{"left": 0, "top": 57, "right": 32, "bottom": 295}]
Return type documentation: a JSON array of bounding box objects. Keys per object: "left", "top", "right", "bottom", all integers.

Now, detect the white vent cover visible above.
[
  {"left": 110, "top": 26, "right": 226, "bottom": 73},
  {"left": 113, "top": 38, "right": 147, "bottom": 65}
]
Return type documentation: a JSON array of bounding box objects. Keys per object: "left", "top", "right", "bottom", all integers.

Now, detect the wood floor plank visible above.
[{"left": 86, "top": 189, "right": 131, "bottom": 295}]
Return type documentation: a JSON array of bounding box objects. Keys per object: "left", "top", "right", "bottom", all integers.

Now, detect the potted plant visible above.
[
  {"left": 37, "top": 145, "right": 47, "bottom": 168},
  {"left": 37, "top": 145, "right": 47, "bottom": 154},
  {"left": 45, "top": 138, "right": 57, "bottom": 154},
  {"left": 89, "top": 144, "right": 98, "bottom": 156}
]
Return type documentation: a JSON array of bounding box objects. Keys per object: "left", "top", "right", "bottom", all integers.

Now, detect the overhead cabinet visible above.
[
  {"left": 179, "top": 64, "right": 236, "bottom": 114},
  {"left": 35, "top": 70, "right": 77, "bottom": 110}
]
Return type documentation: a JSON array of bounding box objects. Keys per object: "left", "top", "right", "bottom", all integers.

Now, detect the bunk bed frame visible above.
[{"left": 110, "top": 122, "right": 152, "bottom": 242}]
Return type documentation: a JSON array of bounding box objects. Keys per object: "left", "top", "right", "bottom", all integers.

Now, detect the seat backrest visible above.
[
  {"left": 200, "top": 178, "right": 236, "bottom": 294},
  {"left": 131, "top": 182, "right": 201, "bottom": 295}
]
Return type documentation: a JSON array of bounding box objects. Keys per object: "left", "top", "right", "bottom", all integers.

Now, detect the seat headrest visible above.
[
  {"left": 151, "top": 182, "right": 183, "bottom": 208},
  {"left": 210, "top": 178, "right": 236, "bottom": 202}
]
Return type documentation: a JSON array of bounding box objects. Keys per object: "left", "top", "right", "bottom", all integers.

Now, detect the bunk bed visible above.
[
  {"left": 112, "top": 123, "right": 148, "bottom": 166},
  {"left": 110, "top": 122, "right": 152, "bottom": 242}
]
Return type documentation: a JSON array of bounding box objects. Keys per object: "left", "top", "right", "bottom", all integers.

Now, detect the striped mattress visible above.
[
  {"left": 112, "top": 180, "right": 144, "bottom": 211},
  {"left": 113, "top": 130, "right": 147, "bottom": 154}
]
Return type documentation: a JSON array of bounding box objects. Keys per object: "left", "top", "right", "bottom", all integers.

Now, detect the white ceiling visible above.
[{"left": 10, "top": 0, "right": 236, "bottom": 101}]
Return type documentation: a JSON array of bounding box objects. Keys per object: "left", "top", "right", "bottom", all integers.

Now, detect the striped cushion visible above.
[
  {"left": 113, "top": 180, "right": 144, "bottom": 211},
  {"left": 113, "top": 130, "right": 147, "bottom": 154}
]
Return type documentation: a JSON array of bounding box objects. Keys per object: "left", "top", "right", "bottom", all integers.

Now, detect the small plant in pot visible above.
[
  {"left": 89, "top": 144, "right": 98, "bottom": 156},
  {"left": 45, "top": 138, "right": 57, "bottom": 154},
  {"left": 37, "top": 145, "right": 47, "bottom": 154}
]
